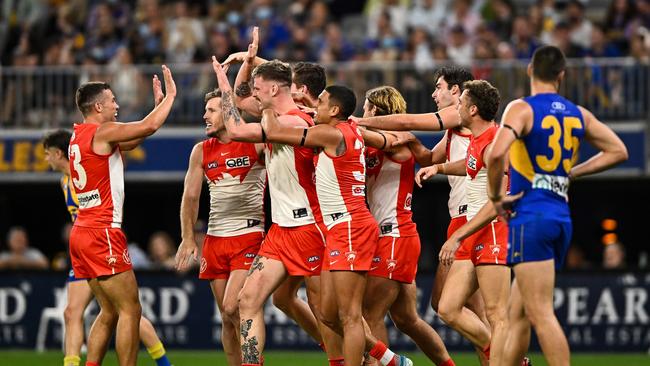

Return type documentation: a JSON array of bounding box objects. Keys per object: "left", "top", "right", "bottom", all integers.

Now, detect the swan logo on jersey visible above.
[
  {"left": 226, "top": 156, "right": 250, "bottom": 168},
  {"left": 467, "top": 154, "right": 477, "bottom": 171},
  {"left": 207, "top": 161, "right": 218, "bottom": 169},
  {"left": 345, "top": 251, "right": 357, "bottom": 263},
  {"left": 404, "top": 193, "right": 412, "bottom": 210},
  {"left": 200, "top": 257, "right": 207, "bottom": 273},
  {"left": 352, "top": 185, "right": 365, "bottom": 196},
  {"left": 386, "top": 259, "right": 397, "bottom": 272},
  {"left": 106, "top": 254, "right": 118, "bottom": 266},
  {"left": 122, "top": 249, "right": 131, "bottom": 265}
]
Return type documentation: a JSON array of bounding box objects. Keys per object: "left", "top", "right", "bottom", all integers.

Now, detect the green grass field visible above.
[{"left": 2, "top": 350, "right": 648, "bottom": 366}]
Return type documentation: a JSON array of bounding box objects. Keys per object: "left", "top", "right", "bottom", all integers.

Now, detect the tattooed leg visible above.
[
  {"left": 247, "top": 255, "right": 265, "bottom": 276},
  {"left": 241, "top": 319, "right": 261, "bottom": 364}
]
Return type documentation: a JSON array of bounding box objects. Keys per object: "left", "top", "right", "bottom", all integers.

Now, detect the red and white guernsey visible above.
[
  {"left": 265, "top": 109, "right": 322, "bottom": 227},
  {"left": 365, "top": 147, "right": 418, "bottom": 237},
  {"left": 202, "top": 138, "right": 266, "bottom": 236},
  {"left": 446, "top": 129, "right": 471, "bottom": 218},
  {"left": 315, "top": 120, "right": 374, "bottom": 229},
  {"left": 465, "top": 124, "right": 498, "bottom": 220},
  {"left": 68, "top": 123, "right": 124, "bottom": 228}
]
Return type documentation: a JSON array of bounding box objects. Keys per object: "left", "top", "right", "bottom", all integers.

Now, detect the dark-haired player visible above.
[
  {"left": 67, "top": 66, "right": 175, "bottom": 366},
  {"left": 488, "top": 45, "right": 628, "bottom": 366}
]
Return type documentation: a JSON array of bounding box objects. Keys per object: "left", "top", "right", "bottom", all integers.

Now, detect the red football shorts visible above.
[
  {"left": 257, "top": 223, "right": 326, "bottom": 276},
  {"left": 369, "top": 235, "right": 420, "bottom": 283},
  {"left": 199, "top": 231, "right": 263, "bottom": 280},
  {"left": 323, "top": 218, "right": 379, "bottom": 272},
  {"left": 448, "top": 215, "right": 471, "bottom": 261},
  {"left": 457, "top": 219, "right": 508, "bottom": 266},
  {"left": 69, "top": 226, "right": 132, "bottom": 279}
]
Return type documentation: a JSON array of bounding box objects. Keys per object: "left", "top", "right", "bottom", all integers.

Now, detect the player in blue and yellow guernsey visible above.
[
  {"left": 486, "top": 46, "right": 628, "bottom": 366},
  {"left": 43, "top": 130, "right": 173, "bottom": 366}
]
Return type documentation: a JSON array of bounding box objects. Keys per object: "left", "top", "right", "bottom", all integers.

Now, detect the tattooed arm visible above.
[{"left": 213, "top": 56, "right": 264, "bottom": 142}]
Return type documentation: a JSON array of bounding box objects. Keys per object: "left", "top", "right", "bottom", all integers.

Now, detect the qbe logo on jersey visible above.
[{"left": 225, "top": 156, "right": 250, "bottom": 168}]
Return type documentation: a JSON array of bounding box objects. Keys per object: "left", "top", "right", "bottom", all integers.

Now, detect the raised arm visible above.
[
  {"left": 570, "top": 106, "right": 628, "bottom": 179},
  {"left": 119, "top": 74, "right": 166, "bottom": 151},
  {"left": 354, "top": 105, "right": 460, "bottom": 131},
  {"left": 175, "top": 142, "right": 204, "bottom": 270},
  {"left": 233, "top": 27, "right": 265, "bottom": 116},
  {"left": 213, "top": 56, "right": 264, "bottom": 142},
  {"left": 95, "top": 65, "right": 176, "bottom": 146},
  {"left": 261, "top": 109, "right": 342, "bottom": 152}
]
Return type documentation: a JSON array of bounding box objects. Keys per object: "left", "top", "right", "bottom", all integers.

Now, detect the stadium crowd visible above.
[{"left": 2, "top": 0, "right": 650, "bottom": 68}]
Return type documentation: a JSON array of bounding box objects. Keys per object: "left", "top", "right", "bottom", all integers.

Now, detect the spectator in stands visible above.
[
  {"left": 566, "top": 0, "right": 593, "bottom": 49},
  {"left": 586, "top": 23, "right": 622, "bottom": 58},
  {"left": 603, "top": 242, "right": 627, "bottom": 269},
  {"left": 165, "top": 0, "right": 206, "bottom": 64},
  {"left": 551, "top": 21, "right": 585, "bottom": 58},
  {"left": 511, "top": 14, "right": 541, "bottom": 59},
  {"left": 564, "top": 244, "right": 592, "bottom": 270},
  {"left": 446, "top": 0, "right": 482, "bottom": 40},
  {"left": 127, "top": 240, "right": 152, "bottom": 270},
  {"left": 366, "top": 0, "right": 409, "bottom": 40},
  {"left": 604, "top": 0, "right": 635, "bottom": 53},
  {"left": 148, "top": 231, "right": 177, "bottom": 270},
  {"left": 85, "top": 2, "right": 125, "bottom": 64},
  {"left": 447, "top": 25, "right": 473, "bottom": 66},
  {"left": 407, "top": 0, "right": 449, "bottom": 37},
  {"left": 0, "top": 226, "right": 48, "bottom": 270},
  {"left": 481, "top": 0, "right": 514, "bottom": 41}
]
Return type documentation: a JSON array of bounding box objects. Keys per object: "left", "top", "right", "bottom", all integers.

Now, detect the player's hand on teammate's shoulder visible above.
[
  {"left": 389, "top": 131, "right": 416, "bottom": 147},
  {"left": 439, "top": 236, "right": 461, "bottom": 266},
  {"left": 415, "top": 166, "right": 439, "bottom": 187},
  {"left": 175, "top": 238, "right": 198, "bottom": 271}
]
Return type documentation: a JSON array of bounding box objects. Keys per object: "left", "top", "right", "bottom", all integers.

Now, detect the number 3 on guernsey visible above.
[{"left": 69, "top": 144, "right": 87, "bottom": 190}]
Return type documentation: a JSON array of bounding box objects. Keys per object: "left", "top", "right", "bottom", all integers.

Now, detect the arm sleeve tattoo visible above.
[
  {"left": 222, "top": 91, "right": 243, "bottom": 126},
  {"left": 235, "top": 83, "right": 252, "bottom": 98}
]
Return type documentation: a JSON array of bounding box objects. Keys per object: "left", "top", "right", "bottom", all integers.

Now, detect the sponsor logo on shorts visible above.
[
  {"left": 532, "top": 173, "right": 569, "bottom": 200},
  {"left": 404, "top": 193, "right": 412, "bottom": 210},
  {"left": 245, "top": 253, "right": 256, "bottom": 259},
  {"left": 330, "top": 250, "right": 340, "bottom": 257},
  {"left": 122, "top": 249, "right": 131, "bottom": 265},
  {"left": 310, "top": 264, "right": 321, "bottom": 271},
  {"left": 345, "top": 251, "right": 357, "bottom": 263},
  {"left": 226, "top": 156, "right": 250, "bottom": 168},
  {"left": 200, "top": 257, "right": 207, "bottom": 273},
  {"left": 247, "top": 219, "right": 261, "bottom": 228},
  {"left": 386, "top": 259, "right": 397, "bottom": 272},
  {"left": 106, "top": 254, "right": 118, "bottom": 267},
  {"left": 467, "top": 154, "right": 477, "bottom": 171},
  {"left": 207, "top": 161, "right": 218, "bottom": 169},
  {"left": 474, "top": 244, "right": 484, "bottom": 252},
  {"left": 490, "top": 243, "right": 501, "bottom": 256},
  {"left": 372, "top": 256, "right": 381, "bottom": 263},
  {"left": 307, "top": 255, "right": 320, "bottom": 263},
  {"left": 352, "top": 185, "right": 365, "bottom": 196},
  {"left": 293, "top": 208, "right": 308, "bottom": 219},
  {"left": 77, "top": 189, "right": 101, "bottom": 209},
  {"left": 380, "top": 224, "right": 393, "bottom": 235}
]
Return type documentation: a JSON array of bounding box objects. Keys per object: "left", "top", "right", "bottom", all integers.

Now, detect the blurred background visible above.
[{"left": 0, "top": 0, "right": 648, "bottom": 359}]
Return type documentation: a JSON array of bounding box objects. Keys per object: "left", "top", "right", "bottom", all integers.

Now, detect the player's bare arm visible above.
[
  {"left": 212, "top": 56, "right": 264, "bottom": 142},
  {"left": 118, "top": 74, "right": 166, "bottom": 151},
  {"left": 569, "top": 106, "right": 628, "bottom": 179},
  {"left": 176, "top": 142, "right": 204, "bottom": 271},
  {"left": 487, "top": 99, "right": 532, "bottom": 204},
  {"left": 353, "top": 105, "right": 460, "bottom": 131},
  {"left": 261, "top": 109, "right": 343, "bottom": 153},
  {"left": 405, "top": 132, "right": 446, "bottom": 166},
  {"left": 95, "top": 65, "right": 176, "bottom": 153},
  {"left": 414, "top": 158, "right": 465, "bottom": 188},
  {"left": 232, "top": 27, "right": 264, "bottom": 117}
]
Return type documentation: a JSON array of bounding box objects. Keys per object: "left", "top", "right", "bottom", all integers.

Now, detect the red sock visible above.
[
  {"left": 86, "top": 362, "right": 100, "bottom": 366},
  {"left": 439, "top": 358, "right": 456, "bottom": 366},
  {"left": 328, "top": 358, "right": 345, "bottom": 366},
  {"left": 369, "top": 341, "right": 397, "bottom": 366},
  {"left": 482, "top": 344, "right": 491, "bottom": 360}
]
